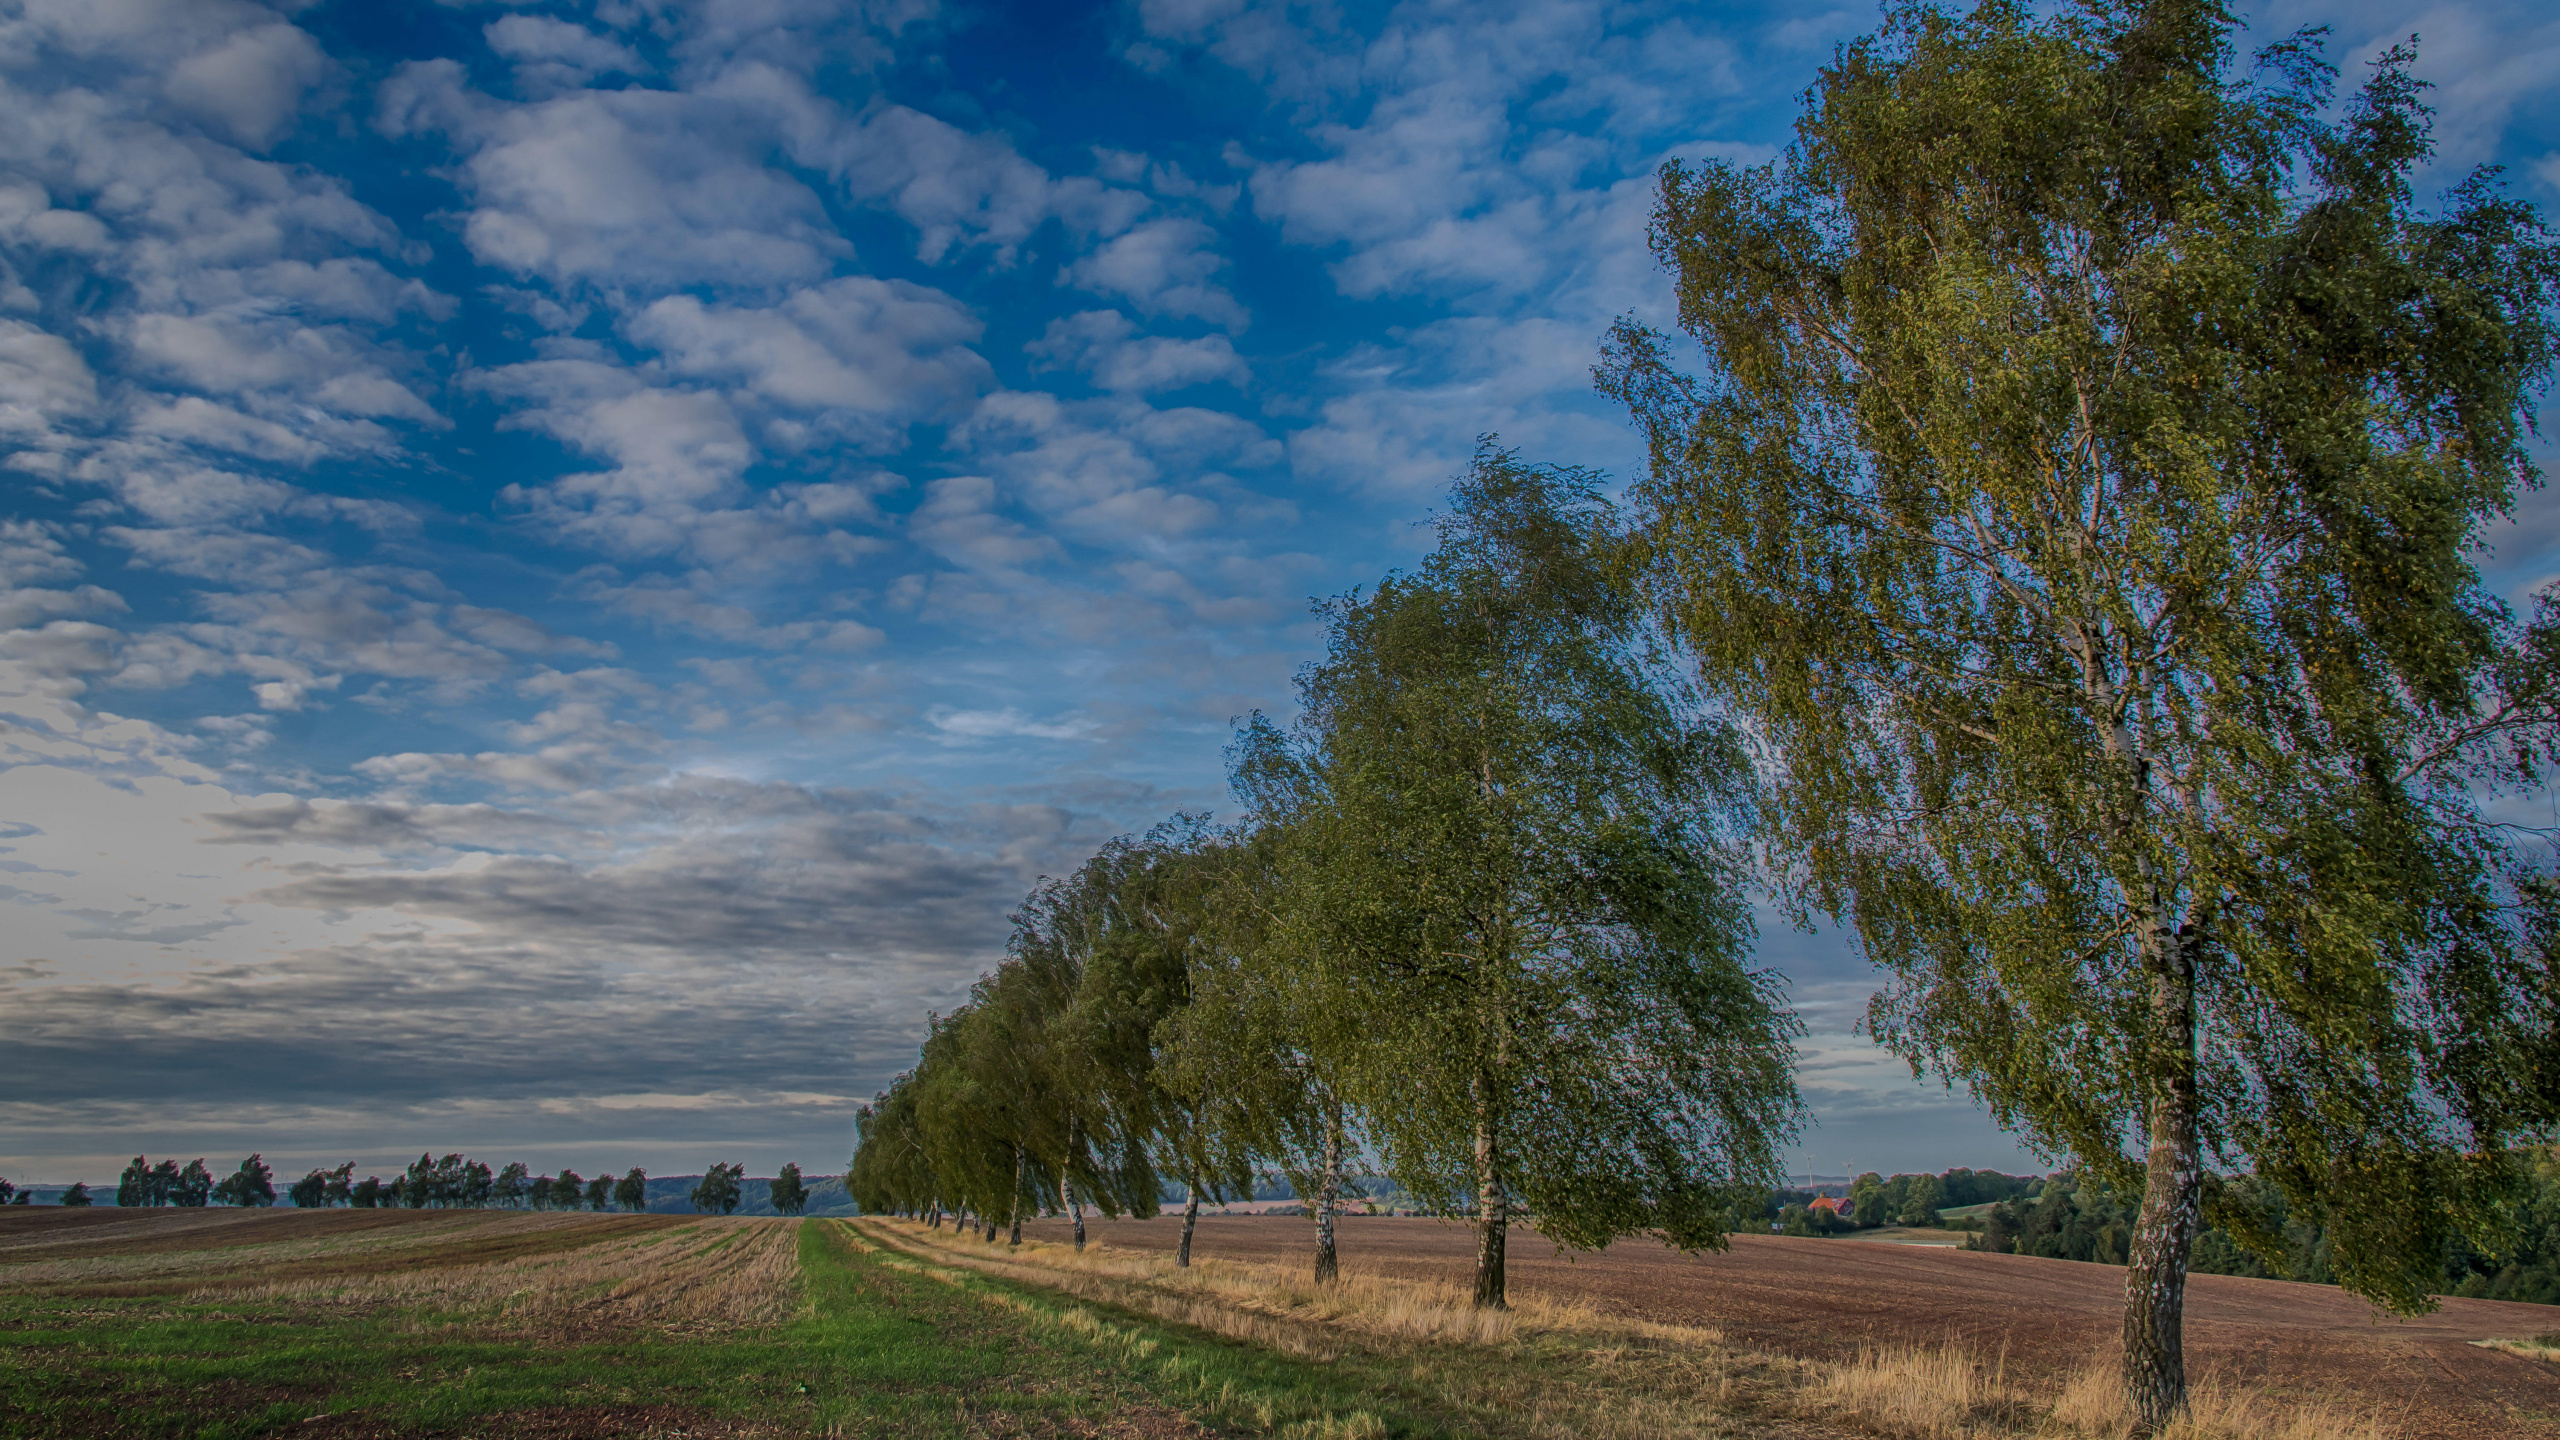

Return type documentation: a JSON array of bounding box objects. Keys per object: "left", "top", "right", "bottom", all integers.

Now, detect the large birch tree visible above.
[{"left": 1599, "top": 1, "right": 2560, "bottom": 1427}]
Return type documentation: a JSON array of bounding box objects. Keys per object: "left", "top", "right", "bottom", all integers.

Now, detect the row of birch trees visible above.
[
  {"left": 856, "top": 2, "right": 2560, "bottom": 1432},
  {"left": 851, "top": 453, "right": 1807, "bottom": 1305}
]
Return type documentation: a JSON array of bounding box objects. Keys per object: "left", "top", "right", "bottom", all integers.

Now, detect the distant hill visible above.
[{"left": 638, "top": 1174, "right": 855, "bottom": 1216}]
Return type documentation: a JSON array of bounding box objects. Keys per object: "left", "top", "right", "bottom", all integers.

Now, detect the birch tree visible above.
[
  {"left": 1599, "top": 1, "right": 2560, "bottom": 1426},
  {"left": 1242, "top": 446, "right": 1802, "bottom": 1308}
]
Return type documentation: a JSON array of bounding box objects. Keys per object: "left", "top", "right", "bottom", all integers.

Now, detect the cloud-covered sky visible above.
[{"left": 3, "top": 0, "right": 2555, "bottom": 1187}]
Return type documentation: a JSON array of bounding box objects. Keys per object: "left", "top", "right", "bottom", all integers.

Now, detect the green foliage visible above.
[
  {"left": 1973, "top": 1172, "right": 2133, "bottom": 1263},
  {"left": 1602, "top": 0, "right": 2560, "bottom": 1352},
  {"left": 769, "top": 1163, "right": 808, "bottom": 1217},
  {"left": 691, "top": 1162, "right": 744, "bottom": 1216},
  {"left": 172, "top": 1160, "right": 212, "bottom": 1209},
  {"left": 1237, "top": 446, "right": 1801, "bottom": 1299},
  {"left": 493, "top": 1162, "right": 529, "bottom": 1208},
  {"left": 615, "top": 1167, "right": 647, "bottom": 1213},
  {"left": 57, "top": 1182, "right": 91, "bottom": 1208},
  {"left": 1144, "top": 824, "right": 1321, "bottom": 1217},
  {"left": 211, "top": 1155, "right": 274, "bottom": 1209}
]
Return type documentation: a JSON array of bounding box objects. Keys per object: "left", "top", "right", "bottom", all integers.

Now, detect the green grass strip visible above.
[{"left": 0, "top": 1219, "right": 1445, "bottom": 1438}]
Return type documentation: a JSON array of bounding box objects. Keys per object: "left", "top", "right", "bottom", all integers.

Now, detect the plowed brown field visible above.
[{"left": 1022, "top": 1213, "right": 2560, "bottom": 1439}]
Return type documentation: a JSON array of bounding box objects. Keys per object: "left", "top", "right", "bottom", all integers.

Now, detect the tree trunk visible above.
[
  {"left": 1472, "top": 1067, "right": 1506, "bottom": 1310},
  {"left": 2122, "top": 919, "right": 2202, "bottom": 1434},
  {"left": 1061, "top": 1167, "right": 1085, "bottom": 1251},
  {"left": 1010, "top": 1148, "right": 1027, "bottom": 1246},
  {"left": 1177, "top": 1174, "right": 1201, "bottom": 1268},
  {"left": 1314, "top": 1097, "right": 1344, "bottom": 1284}
]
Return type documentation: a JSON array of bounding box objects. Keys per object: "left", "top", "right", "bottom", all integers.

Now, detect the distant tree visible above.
[
  {"left": 460, "top": 1159, "right": 495, "bottom": 1209},
  {"left": 350, "top": 1176, "right": 386, "bottom": 1209},
  {"left": 550, "top": 1170, "right": 584, "bottom": 1210},
  {"left": 691, "top": 1163, "right": 744, "bottom": 1215},
  {"left": 213, "top": 1155, "right": 275, "bottom": 1209},
  {"left": 173, "top": 1160, "right": 213, "bottom": 1209},
  {"left": 0, "top": 1178, "right": 13, "bottom": 1206},
  {"left": 1900, "top": 1174, "right": 1945, "bottom": 1229},
  {"left": 324, "top": 1163, "right": 354, "bottom": 1208},
  {"left": 147, "top": 1159, "right": 180, "bottom": 1207},
  {"left": 584, "top": 1174, "right": 611, "bottom": 1211},
  {"left": 386, "top": 1177, "right": 408, "bottom": 1208},
  {"left": 288, "top": 1170, "right": 330, "bottom": 1209},
  {"left": 1848, "top": 1173, "right": 1886, "bottom": 1229},
  {"left": 403, "top": 1155, "right": 437, "bottom": 1208},
  {"left": 614, "top": 1167, "right": 647, "bottom": 1213},
  {"left": 425, "top": 1154, "right": 472, "bottom": 1207},
  {"left": 768, "top": 1163, "right": 808, "bottom": 1217},
  {"left": 493, "top": 1162, "right": 529, "bottom": 1209},
  {"left": 60, "top": 1182, "right": 92, "bottom": 1207},
  {"left": 117, "top": 1156, "right": 149, "bottom": 1209}
]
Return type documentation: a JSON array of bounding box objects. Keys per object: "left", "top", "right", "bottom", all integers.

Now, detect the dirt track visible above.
[{"left": 1024, "top": 1213, "right": 2560, "bottom": 1438}]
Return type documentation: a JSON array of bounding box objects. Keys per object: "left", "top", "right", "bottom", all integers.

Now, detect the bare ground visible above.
[{"left": 1019, "top": 1213, "right": 2560, "bottom": 1439}]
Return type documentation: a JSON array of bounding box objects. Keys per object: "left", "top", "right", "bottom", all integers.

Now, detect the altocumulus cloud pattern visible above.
[{"left": 2, "top": 0, "right": 2555, "bottom": 1181}]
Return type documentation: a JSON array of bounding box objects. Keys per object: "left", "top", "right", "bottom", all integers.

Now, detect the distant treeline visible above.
[
  {"left": 1957, "top": 1157, "right": 2560, "bottom": 1306},
  {"left": 0, "top": 1157, "right": 851, "bottom": 1217},
  {"left": 1758, "top": 1168, "right": 2036, "bottom": 1235}
]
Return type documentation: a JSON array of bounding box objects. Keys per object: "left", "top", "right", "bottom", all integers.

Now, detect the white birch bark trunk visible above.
[{"left": 1314, "top": 1099, "right": 1343, "bottom": 1284}]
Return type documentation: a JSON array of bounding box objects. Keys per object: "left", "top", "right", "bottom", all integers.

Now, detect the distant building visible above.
[{"left": 1809, "top": 1195, "right": 1855, "bottom": 1219}]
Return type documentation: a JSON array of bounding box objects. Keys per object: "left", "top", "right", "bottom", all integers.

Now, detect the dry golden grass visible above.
[
  {"left": 876, "top": 1217, "right": 1634, "bottom": 1349},
  {"left": 1816, "top": 1344, "right": 2399, "bottom": 1439},
  {"left": 2046, "top": 1362, "right": 2396, "bottom": 1440},
  {"left": 2473, "top": 1334, "right": 2560, "bottom": 1362},
  {"left": 860, "top": 1219, "right": 2407, "bottom": 1440},
  {"left": 206, "top": 1218, "right": 803, "bottom": 1331}
]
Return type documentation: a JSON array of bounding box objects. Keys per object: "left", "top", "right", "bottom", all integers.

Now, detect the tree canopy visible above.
[{"left": 1600, "top": 0, "right": 2560, "bottom": 1423}]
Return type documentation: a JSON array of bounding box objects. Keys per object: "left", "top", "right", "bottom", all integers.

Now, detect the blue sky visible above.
[{"left": 3, "top": 0, "right": 2555, "bottom": 1187}]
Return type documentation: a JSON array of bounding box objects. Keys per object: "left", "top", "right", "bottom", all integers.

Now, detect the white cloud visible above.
[
  {"left": 381, "top": 62, "right": 847, "bottom": 290},
  {"left": 908, "top": 474, "right": 1062, "bottom": 574},
  {"left": 0, "top": 319, "right": 98, "bottom": 438},
  {"left": 928, "top": 705, "right": 1099, "bottom": 741},
  {"left": 484, "top": 15, "right": 646, "bottom": 78},
  {"left": 625, "top": 276, "right": 989, "bottom": 443},
  {"left": 162, "top": 21, "right": 330, "bottom": 151},
  {"left": 1027, "top": 310, "right": 1249, "bottom": 393},
  {"left": 1064, "top": 217, "right": 1248, "bottom": 329}
]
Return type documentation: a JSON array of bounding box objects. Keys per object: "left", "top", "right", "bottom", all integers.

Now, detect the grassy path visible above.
[{"left": 0, "top": 1217, "right": 1428, "bottom": 1439}]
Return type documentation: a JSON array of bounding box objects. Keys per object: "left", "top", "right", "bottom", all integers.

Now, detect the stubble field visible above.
[
  {"left": 1024, "top": 1214, "right": 2560, "bottom": 1439},
  {"left": 6, "top": 1205, "right": 2559, "bottom": 1438}
]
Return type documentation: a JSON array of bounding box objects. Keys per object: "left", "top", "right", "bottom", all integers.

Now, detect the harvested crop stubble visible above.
[
  {"left": 0, "top": 1212, "right": 610, "bottom": 1293},
  {"left": 206, "top": 1218, "right": 803, "bottom": 1330},
  {"left": 870, "top": 1221, "right": 2406, "bottom": 1440}
]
